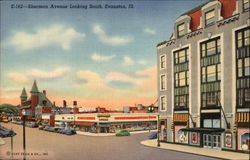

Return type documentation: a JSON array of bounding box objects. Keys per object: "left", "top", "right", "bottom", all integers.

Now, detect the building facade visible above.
[
  {"left": 19, "top": 80, "right": 53, "bottom": 121},
  {"left": 157, "top": 0, "right": 249, "bottom": 151},
  {"left": 54, "top": 113, "right": 158, "bottom": 133}
]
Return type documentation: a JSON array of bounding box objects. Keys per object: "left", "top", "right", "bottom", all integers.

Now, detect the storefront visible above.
[
  {"left": 236, "top": 112, "right": 250, "bottom": 151},
  {"left": 173, "top": 113, "right": 189, "bottom": 144},
  {"left": 54, "top": 113, "right": 158, "bottom": 133}
]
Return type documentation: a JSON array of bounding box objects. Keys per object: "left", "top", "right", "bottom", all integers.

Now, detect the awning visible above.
[
  {"left": 180, "top": 128, "right": 225, "bottom": 133},
  {"left": 70, "top": 122, "right": 95, "bottom": 126}
]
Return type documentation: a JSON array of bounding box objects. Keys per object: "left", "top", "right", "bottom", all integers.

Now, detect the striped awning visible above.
[
  {"left": 173, "top": 113, "right": 189, "bottom": 122},
  {"left": 236, "top": 112, "right": 250, "bottom": 123}
]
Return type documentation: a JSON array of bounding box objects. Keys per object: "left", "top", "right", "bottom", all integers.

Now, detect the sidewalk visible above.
[
  {"left": 141, "top": 140, "right": 249, "bottom": 160},
  {"left": 76, "top": 130, "right": 157, "bottom": 137}
]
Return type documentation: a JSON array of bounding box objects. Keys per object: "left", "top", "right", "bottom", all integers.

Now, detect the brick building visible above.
[{"left": 19, "top": 80, "right": 53, "bottom": 121}]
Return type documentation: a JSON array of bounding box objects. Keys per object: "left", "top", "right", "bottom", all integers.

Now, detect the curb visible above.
[{"left": 140, "top": 140, "right": 249, "bottom": 160}]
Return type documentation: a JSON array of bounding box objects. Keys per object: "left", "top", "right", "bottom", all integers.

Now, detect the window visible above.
[
  {"left": 160, "top": 74, "right": 166, "bottom": 90},
  {"left": 177, "top": 23, "right": 185, "bottom": 37},
  {"left": 160, "top": 55, "right": 166, "bottom": 69},
  {"left": 174, "top": 48, "right": 189, "bottom": 109},
  {"left": 203, "top": 119, "right": 220, "bottom": 128},
  {"left": 160, "top": 96, "right": 166, "bottom": 111},
  {"left": 243, "top": 0, "right": 250, "bottom": 12},
  {"left": 236, "top": 27, "right": 250, "bottom": 108},
  {"left": 205, "top": 9, "right": 215, "bottom": 26},
  {"left": 200, "top": 37, "right": 221, "bottom": 108}
]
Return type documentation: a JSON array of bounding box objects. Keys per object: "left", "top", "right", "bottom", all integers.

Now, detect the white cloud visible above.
[
  {"left": 143, "top": 28, "right": 156, "bottom": 35},
  {"left": 7, "top": 72, "right": 30, "bottom": 84},
  {"left": 105, "top": 72, "right": 136, "bottom": 84},
  {"left": 28, "top": 67, "right": 69, "bottom": 79},
  {"left": 122, "top": 56, "right": 134, "bottom": 66},
  {"left": 8, "top": 24, "right": 85, "bottom": 50},
  {"left": 91, "top": 53, "right": 115, "bottom": 62},
  {"left": 138, "top": 60, "right": 148, "bottom": 65},
  {"left": 93, "top": 24, "right": 132, "bottom": 46}
]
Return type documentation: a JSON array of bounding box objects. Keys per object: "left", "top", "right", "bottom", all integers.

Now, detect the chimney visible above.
[
  {"left": 63, "top": 100, "right": 67, "bottom": 107},
  {"left": 43, "top": 90, "right": 46, "bottom": 96},
  {"left": 53, "top": 101, "right": 56, "bottom": 106},
  {"left": 73, "top": 101, "right": 77, "bottom": 107}
]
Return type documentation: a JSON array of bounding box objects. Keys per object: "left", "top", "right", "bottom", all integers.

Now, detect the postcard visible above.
[{"left": 0, "top": 0, "right": 249, "bottom": 160}]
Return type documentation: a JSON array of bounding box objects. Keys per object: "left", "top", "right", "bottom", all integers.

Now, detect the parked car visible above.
[
  {"left": 62, "top": 129, "right": 76, "bottom": 135},
  {"left": 14, "top": 121, "right": 23, "bottom": 125},
  {"left": 43, "top": 126, "right": 50, "bottom": 131},
  {"left": 116, "top": 129, "right": 130, "bottom": 136},
  {"left": 26, "top": 122, "right": 38, "bottom": 128},
  {"left": 39, "top": 125, "right": 47, "bottom": 130},
  {"left": 0, "top": 126, "right": 16, "bottom": 138},
  {"left": 148, "top": 132, "right": 158, "bottom": 139},
  {"left": 56, "top": 128, "right": 65, "bottom": 134}
]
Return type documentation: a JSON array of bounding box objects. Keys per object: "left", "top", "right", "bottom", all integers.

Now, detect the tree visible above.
[{"left": 0, "top": 104, "right": 18, "bottom": 114}]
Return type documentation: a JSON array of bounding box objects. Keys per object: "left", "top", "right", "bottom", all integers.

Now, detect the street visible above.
[{"left": 0, "top": 123, "right": 222, "bottom": 160}]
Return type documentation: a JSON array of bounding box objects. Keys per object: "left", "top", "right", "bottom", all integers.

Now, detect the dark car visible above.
[
  {"left": 26, "top": 122, "right": 38, "bottom": 128},
  {"left": 56, "top": 128, "right": 64, "bottom": 134},
  {"left": 0, "top": 127, "right": 16, "bottom": 138},
  {"left": 148, "top": 132, "right": 158, "bottom": 139},
  {"left": 62, "top": 129, "right": 76, "bottom": 135},
  {"left": 116, "top": 130, "right": 130, "bottom": 136}
]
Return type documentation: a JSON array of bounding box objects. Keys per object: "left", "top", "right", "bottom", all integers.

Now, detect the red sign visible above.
[
  {"left": 115, "top": 116, "right": 156, "bottom": 120},
  {"left": 77, "top": 117, "right": 95, "bottom": 120}
]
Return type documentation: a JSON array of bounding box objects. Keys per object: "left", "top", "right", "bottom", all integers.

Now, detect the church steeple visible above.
[
  {"left": 30, "top": 80, "right": 39, "bottom": 94},
  {"left": 20, "top": 88, "right": 27, "bottom": 103}
]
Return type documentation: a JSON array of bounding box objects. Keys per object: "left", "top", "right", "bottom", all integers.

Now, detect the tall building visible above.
[
  {"left": 19, "top": 80, "right": 53, "bottom": 120},
  {"left": 157, "top": 0, "right": 249, "bottom": 151}
]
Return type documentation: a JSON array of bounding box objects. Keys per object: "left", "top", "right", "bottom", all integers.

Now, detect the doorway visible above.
[{"left": 203, "top": 134, "right": 221, "bottom": 149}]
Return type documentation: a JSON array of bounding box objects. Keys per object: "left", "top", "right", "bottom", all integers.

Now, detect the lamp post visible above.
[
  {"left": 22, "top": 109, "right": 26, "bottom": 160},
  {"left": 10, "top": 128, "right": 13, "bottom": 160},
  {"left": 157, "top": 114, "right": 160, "bottom": 147},
  {"left": 148, "top": 105, "right": 154, "bottom": 132}
]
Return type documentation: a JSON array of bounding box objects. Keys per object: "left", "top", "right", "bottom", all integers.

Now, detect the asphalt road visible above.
[{"left": 0, "top": 123, "right": 222, "bottom": 160}]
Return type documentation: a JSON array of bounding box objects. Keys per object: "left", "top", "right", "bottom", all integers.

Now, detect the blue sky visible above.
[{"left": 0, "top": 0, "right": 208, "bottom": 108}]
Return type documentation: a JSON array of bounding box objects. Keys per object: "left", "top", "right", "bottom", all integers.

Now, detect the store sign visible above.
[
  {"left": 191, "top": 132, "right": 198, "bottom": 144},
  {"left": 97, "top": 113, "right": 110, "bottom": 117},
  {"left": 99, "top": 117, "right": 109, "bottom": 121},
  {"left": 225, "top": 132, "right": 232, "bottom": 148}
]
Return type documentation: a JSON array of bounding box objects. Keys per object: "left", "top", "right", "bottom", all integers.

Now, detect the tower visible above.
[
  {"left": 20, "top": 88, "right": 27, "bottom": 105},
  {"left": 30, "top": 80, "right": 39, "bottom": 110}
]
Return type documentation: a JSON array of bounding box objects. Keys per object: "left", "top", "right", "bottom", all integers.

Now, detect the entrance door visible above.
[{"left": 203, "top": 134, "right": 221, "bottom": 149}]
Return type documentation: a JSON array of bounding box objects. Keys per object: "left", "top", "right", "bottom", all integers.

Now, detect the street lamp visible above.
[
  {"left": 22, "top": 109, "right": 26, "bottom": 160},
  {"left": 148, "top": 105, "right": 154, "bottom": 132}
]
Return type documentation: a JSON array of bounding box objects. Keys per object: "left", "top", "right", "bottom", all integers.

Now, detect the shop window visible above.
[
  {"left": 205, "top": 9, "right": 215, "bottom": 27},
  {"left": 160, "top": 55, "right": 166, "bottom": 69},
  {"left": 177, "top": 23, "right": 185, "bottom": 37},
  {"left": 243, "top": 0, "right": 250, "bottom": 12}
]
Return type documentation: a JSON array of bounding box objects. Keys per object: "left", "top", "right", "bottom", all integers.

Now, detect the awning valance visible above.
[{"left": 180, "top": 128, "right": 225, "bottom": 133}]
